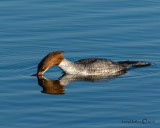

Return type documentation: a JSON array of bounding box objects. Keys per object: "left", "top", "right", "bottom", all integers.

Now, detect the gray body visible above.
[{"left": 58, "top": 58, "right": 150, "bottom": 76}]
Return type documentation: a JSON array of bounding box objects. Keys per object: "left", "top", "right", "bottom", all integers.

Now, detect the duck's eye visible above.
[
  {"left": 39, "top": 67, "right": 45, "bottom": 72},
  {"left": 41, "top": 67, "right": 46, "bottom": 72}
]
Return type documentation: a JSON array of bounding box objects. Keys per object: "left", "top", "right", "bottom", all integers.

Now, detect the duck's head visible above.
[{"left": 34, "top": 51, "right": 64, "bottom": 76}]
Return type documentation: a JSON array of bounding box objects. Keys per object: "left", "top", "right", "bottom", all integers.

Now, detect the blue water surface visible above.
[{"left": 0, "top": 0, "right": 160, "bottom": 128}]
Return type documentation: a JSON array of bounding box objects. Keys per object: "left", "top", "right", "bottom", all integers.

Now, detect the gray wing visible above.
[
  {"left": 75, "top": 58, "right": 111, "bottom": 64},
  {"left": 75, "top": 58, "right": 125, "bottom": 74}
]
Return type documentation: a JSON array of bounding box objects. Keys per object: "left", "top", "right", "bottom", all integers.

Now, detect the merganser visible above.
[{"left": 33, "top": 51, "right": 150, "bottom": 76}]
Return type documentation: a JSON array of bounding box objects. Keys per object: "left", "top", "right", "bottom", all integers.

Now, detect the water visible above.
[{"left": 0, "top": 0, "right": 160, "bottom": 128}]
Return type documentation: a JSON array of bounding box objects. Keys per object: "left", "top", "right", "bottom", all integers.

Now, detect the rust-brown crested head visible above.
[{"left": 37, "top": 51, "right": 64, "bottom": 75}]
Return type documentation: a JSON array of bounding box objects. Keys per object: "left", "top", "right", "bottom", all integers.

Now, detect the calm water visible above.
[{"left": 0, "top": 0, "right": 160, "bottom": 128}]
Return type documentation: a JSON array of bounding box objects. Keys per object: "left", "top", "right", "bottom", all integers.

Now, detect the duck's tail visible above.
[{"left": 118, "top": 61, "right": 151, "bottom": 68}]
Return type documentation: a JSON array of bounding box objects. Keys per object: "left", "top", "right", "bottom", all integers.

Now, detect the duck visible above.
[{"left": 33, "top": 51, "right": 150, "bottom": 76}]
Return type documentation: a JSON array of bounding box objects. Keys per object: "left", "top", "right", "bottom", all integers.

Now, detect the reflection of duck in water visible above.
[
  {"left": 33, "top": 51, "right": 150, "bottom": 76},
  {"left": 37, "top": 75, "right": 65, "bottom": 95},
  {"left": 37, "top": 71, "right": 125, "bottom": 95}
]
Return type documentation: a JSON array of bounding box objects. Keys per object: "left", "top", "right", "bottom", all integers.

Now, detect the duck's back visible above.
[{"left": 75, "top": 58, "right": 109, "bottom": 64}]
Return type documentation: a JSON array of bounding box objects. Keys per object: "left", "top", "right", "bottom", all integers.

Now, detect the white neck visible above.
[{"left": 58, "top": 59, "right": 84, "bottom": 75}]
